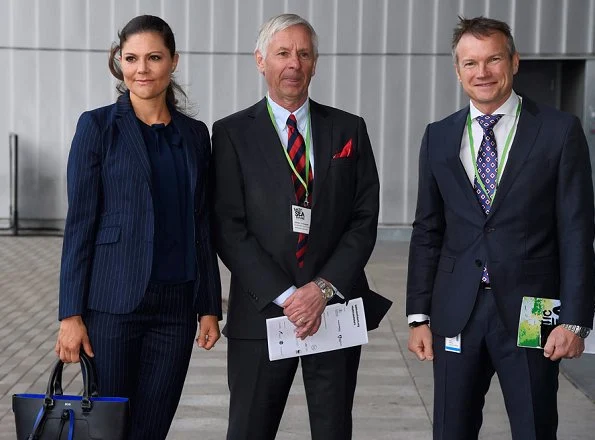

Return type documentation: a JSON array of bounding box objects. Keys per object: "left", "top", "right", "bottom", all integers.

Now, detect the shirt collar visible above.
[
  {"left": 469, "top": 90, "right": 521, "bottom": 119},
  {"left": 266, "top": 93, "right": 309, "bottom": 134}
]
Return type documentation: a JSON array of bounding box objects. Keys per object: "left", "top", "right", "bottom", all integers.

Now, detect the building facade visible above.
[{"left": 1, "top": 0, "right": 594, "bottom": 232}]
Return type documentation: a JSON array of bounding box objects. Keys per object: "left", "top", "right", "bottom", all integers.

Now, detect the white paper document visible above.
[
  {"left": 266, "top": 297, "right": 369, "bottom": 361},
  {"left": 584, "top": 316, "right": 595, "bottom": 354}
]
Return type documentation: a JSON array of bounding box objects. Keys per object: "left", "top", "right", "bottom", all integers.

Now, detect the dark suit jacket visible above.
[
  {"left": 59, "top": 92, "right": 222, "bottom": 320},
  {"left": 407, "top": 95, "right": 595, "bottom": 337},
  {"left": 212, "top": 98, "right": 380, "bottom": 339}
]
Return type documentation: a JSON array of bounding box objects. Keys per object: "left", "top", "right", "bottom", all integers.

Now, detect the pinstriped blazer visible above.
[{"left": 59, "top": 91, "right": 222, "bottom": 321}]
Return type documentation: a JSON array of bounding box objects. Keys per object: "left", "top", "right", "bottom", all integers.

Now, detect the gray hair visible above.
[{"left": 255, "top": 13, "right": 319, "bottom": 59}]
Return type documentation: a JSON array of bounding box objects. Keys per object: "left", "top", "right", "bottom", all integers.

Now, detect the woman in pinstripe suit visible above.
[{"left": 54, "top": 15, "right": 222, "bottom": 440}]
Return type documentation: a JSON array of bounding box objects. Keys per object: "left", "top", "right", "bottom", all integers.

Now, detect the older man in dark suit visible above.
[
  {"left": 211, "top": 13, "right": 382, "bottom": 440},
  {"left": 406, "top": 16, "right": 594, "bottom": 440}
]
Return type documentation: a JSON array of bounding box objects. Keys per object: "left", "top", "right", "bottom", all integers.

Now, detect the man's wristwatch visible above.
[
  {"left": 409, "top": 320, "right": 430, "bottom": 328},
  {"left": 560, "top": 324, "right": 591, "bottom": 339},
  {"left": 313, "top": 277, "right": 334, "bottom": 301}
]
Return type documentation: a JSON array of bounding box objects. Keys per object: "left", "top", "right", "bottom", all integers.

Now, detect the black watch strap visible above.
[{"left": 409, "top": 320, "right": 430, "bottom": 328}]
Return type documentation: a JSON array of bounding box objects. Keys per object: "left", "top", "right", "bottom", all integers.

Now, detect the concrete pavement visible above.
[{"left": 0, "top": 236, "right": 594, "bottom": 439}]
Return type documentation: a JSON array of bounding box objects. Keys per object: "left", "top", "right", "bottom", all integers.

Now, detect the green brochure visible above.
[{"left": 517, "top": 296, "right": 561, "bottom": 349}]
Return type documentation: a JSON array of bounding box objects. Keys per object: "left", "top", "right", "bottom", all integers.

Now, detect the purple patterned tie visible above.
[{"left": 474, "top": 114, "right": 502, "bottom": 284}]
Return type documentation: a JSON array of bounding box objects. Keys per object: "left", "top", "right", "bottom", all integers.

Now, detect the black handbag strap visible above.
[
  {"left": 26, "top": 354, "right": 97, "bottom": 439},
  {"left": 27, "top": 407, "right": 75, "bottom": 440},
  {"left": 44, "top": 352, "right": 99, "bottom": 410}
]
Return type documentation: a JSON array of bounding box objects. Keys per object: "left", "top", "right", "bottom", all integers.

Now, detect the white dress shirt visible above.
[{"left": 267, "top": 95, "right": 314, "bottom": 306}]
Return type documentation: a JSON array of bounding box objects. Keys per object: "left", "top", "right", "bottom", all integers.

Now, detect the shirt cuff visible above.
[
  {"left": 407, "top": 314, "right": 430, "bottom": 324},
  {"left": 273, "top": 285, "right": 297, "bottom": 306},
  {"left": 328, "top": 281, "right": 345, "bottom": 300}
]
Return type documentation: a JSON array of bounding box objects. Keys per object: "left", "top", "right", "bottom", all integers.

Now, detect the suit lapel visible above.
[
  {"left": 445, "top": 107, "right": 486, "bottom": 217},
  {"left": 114, "top": 93, "right": 152, "bottom": 189},
  {"left": 310, "top": 100, "right": 332, "bottom": 207},
  {"left": 248, "top": 98, "right": 295, "bottom": 198},
  {"left": 489, "top": 98, "right": 541, "bottom": 216}
]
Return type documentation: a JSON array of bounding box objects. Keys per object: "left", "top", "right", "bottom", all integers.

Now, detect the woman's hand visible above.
[
  {"left": 196, "top": 315, "right": 221, "bottom": 350},
  {"left": 55, "top": 315, "right": 94, "bottom": 363}
]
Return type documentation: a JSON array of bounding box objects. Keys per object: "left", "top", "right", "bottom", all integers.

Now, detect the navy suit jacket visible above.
[
  {"left": 59, "top": 92, "right": 222, "bottom": 320},
  {"left": 407, "top": 95, "right": 595, "bottom": 337},
  {"left": 212, "top": 98, "right": 381, "bottom": 339}
]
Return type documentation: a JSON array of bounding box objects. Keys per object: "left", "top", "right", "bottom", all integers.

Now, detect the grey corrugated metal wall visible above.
[{"left": 1, "top": 0, "right": 594, "bottom": 229}]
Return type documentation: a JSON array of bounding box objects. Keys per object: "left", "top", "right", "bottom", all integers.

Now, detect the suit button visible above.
[
  {"left": 475, "top": 259, "right": 483, "bottom": 267},
  {"left": 484, "top": 226, "right": 495, "bottom": 233},
  {"left": 194, "top": 209, "right": 198, "bottom": 214}
]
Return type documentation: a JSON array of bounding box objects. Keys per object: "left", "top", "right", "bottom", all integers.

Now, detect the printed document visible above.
[{"left": 266, "top": 297, "right": 368, "bottom": 361}]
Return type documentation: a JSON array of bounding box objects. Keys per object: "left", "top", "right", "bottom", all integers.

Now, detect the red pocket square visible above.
[{"left": 333, "top": 139, "right": 353, "bottom": 159}]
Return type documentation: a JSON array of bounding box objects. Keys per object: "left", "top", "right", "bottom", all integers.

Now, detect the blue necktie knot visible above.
[{"left": 476, "top": 114, "right": 503, "bottom": 132}]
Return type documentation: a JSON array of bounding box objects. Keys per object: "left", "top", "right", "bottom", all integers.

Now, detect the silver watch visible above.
[
  {"left": 560, "top": 324, "right": 591, "bottom": 339},
  {"left": 313, "top": 277, "right": 334, "bottom": 301}
]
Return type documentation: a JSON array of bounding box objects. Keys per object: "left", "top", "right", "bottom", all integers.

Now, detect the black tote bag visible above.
[{"left": 12, "top": 352, "right": 129, "bottom": 439}]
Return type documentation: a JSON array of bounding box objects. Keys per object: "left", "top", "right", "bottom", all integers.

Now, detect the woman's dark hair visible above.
[{"left": 108, "top": 15, "right": 188, "bottom": 111}]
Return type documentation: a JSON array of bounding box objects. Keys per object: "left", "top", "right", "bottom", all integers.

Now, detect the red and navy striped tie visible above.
[{"left": 287, "top": 114, "right": 313, "bottom": 268}]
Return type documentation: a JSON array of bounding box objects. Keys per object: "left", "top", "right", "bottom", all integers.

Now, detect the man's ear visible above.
[
  {"left": 255, "top": 50, "right": 265, "bottom": 75},
  {"left": 454, "top": 62, "right": 462, "bottom": 83},
  {"left": 512, "top": 52, "right": 520, "bottom": 75}
]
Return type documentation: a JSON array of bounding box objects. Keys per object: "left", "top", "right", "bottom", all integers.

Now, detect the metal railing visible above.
[
  {"left": 8, "top": 132, "right": 18, "bottom": 235},
  {"left": 2, "top": 133, "right": 63, "bottom": 236}
]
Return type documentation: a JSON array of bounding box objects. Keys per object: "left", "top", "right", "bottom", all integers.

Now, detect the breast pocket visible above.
[
  {"left": 329, "top": 157, "right": 355, "bottom": 168},
  {"left": 95, "top": 226, "right": 121, "bottom": 245}
]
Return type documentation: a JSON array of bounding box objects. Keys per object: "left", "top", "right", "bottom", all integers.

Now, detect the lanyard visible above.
[
  {"left": 467, "top": 100, "right": 521, "bottom": 200},
  {"left": 266, "top": 99, "right": 312, "bottom": 201}
]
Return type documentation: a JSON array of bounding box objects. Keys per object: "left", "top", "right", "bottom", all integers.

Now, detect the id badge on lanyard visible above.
[
  {"left": 266, "top": 99, "right": 313, "bottom": 235},
  {"left": 291, "top": 205, "right": 311, "bottom": 234}
]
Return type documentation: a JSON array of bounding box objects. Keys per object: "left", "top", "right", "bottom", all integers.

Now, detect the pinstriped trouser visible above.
[{"left": 85, "top": 282, "right": 197, "bottom": 440}]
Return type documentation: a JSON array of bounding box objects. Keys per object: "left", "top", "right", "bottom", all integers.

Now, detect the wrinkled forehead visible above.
[{"left": 269, "top": 25, "right": 314, "bottom": 50}]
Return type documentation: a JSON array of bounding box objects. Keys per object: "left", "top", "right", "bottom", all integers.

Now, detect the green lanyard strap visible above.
[
  {"left": 266, "top": 99, "right": 312, "bottom": 198},
  {"left": 467, "top": 100, "right": 522, "bottom": 201}
]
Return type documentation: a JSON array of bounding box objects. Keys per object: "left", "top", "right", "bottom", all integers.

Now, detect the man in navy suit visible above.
[
  {"left": 211, "top": 13, "right": 383, "bottom": 440},
  {"left": 406, "top": 16, "right": 594, "bottom": 440}
]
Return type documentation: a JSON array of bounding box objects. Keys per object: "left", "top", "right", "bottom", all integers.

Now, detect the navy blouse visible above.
[{"left": 137, "top": 118, "right": 196, "bottom": 283}]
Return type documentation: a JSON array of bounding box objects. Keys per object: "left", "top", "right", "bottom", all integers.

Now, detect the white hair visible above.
[{"left": 254, "top": 13, "right": 319, "bottom": 59}]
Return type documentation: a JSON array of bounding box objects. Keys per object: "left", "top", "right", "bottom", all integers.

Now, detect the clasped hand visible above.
[{"left": 282, "top": 281, "right": 326, "bottom": 340}]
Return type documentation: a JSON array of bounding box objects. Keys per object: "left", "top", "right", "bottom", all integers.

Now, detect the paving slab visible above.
[{"left": 0, "top": 237, "right": 594, "bottom": 439}]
